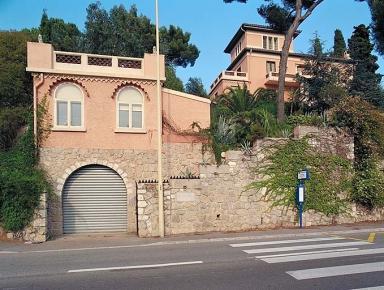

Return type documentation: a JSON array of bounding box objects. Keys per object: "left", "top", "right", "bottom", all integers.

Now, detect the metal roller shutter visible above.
[{"left": 63, "top": 165, "right": 127, "bottom": 234}]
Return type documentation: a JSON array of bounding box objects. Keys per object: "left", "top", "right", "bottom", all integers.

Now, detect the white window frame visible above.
[
  {"left": 266, "top": 61, "right": 277, "bottom": 74},
  {"left": 53, "top": 82, "right": 85, "bottom": 131},
  {"left": 273, "top": 37, "right": 279, "bottom": 50},
  {"left": 263, "top": 36, "right": 279, "bottom": 50},
  {"left": 115, "top": 86, "right": 146, "bottom": 133}
]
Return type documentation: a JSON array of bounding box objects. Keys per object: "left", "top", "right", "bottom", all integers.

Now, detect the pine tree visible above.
[
  {"left": 185, "top": 78, "right": 207, "bottom": 97},
  {"left": 332, "top": 29, "right": 346, "bottom": 58},
  {"left": 348, "top": 24, "right": 383, "bottom": 107},
  {"left": 310, "top": 33, "right": 324, "bottom": 57}
]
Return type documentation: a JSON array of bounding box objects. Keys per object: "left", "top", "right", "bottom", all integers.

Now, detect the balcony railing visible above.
[
  {"left": 265, "top": 72, "right": 299, "bottom": 86},
  {"left": 54, "top": 51, "right": 144, "bottom": 75},
  {"left": 210, "top": 70, "right": 248, "bottom": 90}
]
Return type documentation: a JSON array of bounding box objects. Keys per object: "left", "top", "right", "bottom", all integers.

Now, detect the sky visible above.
[{"left": 0, "top": 0, "right": 383, "bottom": 91}]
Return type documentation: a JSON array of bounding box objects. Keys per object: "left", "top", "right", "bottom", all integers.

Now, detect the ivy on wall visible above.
[
  {"left": 248, "top": 138, "right": 352, "bottom": 216},
  {"left": 0, "top": 98, "right": 51, "bottom": 232}
]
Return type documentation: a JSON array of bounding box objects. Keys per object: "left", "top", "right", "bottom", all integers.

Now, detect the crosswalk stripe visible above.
[
  {"left": 351, "top": 286, "right": 384, "bottom": 290},
  {"left": 255, "top": 247, "right": 360, "bottom": 259},
  {"left": 262, "top": 247, "right": 384, "bottom": 263},
  {"left": 287, "top": 261, "right": 384, "bottom": 280},
  {"left": 243, "top": 241, "right": 369, "bottom": 254},
  {"left": 229, "top": 237, "right": 343, "bottom": 248}
]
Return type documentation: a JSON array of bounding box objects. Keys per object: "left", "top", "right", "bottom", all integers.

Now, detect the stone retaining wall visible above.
[
  {"left": 137, "top": 128, "right": 384, "bottom": 237},
  {"left": 39, "top": 142, "right": 211, "bottom": 237}
]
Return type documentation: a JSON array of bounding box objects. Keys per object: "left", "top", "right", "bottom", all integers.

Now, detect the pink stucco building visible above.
[
  {"left": 27, "top": 42, "right": 211, "bottom": 237},
  {"left": 209, "top": 24, "right": 349, "bottom": 100}
]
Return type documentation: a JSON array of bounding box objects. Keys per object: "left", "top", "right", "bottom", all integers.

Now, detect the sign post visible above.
[{"left": 296, "top": 169, "right": 309, "bottom": 229}]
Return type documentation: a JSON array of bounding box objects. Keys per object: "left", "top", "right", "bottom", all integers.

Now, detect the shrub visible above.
[
  {"left": 351, "top": 160, "right": 384, "bottom": 210},
  {"left": 248, "top": 138, "right": 352, "bottom": 216},
  {"left": 286, "top": 113, "right": 325, "bottom": 127},
  {"left": 0, "top": 107, "right": 28, "bottom": 150},
  {"left": 0, "top": 170, "right": 44, "bottom": 231},
  {"left": 332, "top": 96, "right": 384, "bottom": 209},
  {"left": 0, "top": 112, "right": 50, "bottom": 232}
]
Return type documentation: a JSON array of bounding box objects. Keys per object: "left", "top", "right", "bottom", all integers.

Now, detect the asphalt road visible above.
[{"left": 1, "top": 226, "right": 384, "bottom": 290}]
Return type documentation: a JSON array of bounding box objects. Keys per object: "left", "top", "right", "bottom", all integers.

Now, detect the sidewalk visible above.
[{"left": 1, "top": 221, "right": 383, "bottom": 252}]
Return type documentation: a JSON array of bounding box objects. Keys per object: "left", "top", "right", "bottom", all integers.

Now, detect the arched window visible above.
[
  {"left": 116, "top": 87, "right": 144, "bottom": 130},
  {"left": 54, "top": 83, "right": 84, "bottom": 129}
]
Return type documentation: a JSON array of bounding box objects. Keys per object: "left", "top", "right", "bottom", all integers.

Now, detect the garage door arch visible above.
[{"left": 62, "top": 164, "right": 128, "bottom": 234}]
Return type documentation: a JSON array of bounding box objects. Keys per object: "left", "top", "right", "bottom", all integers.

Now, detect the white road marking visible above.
[
  {"left": 243, "top": 241, "right": 369, "bottom": 254},
  {"left": 17, "top": 243, "right": 162, "bottom": 254},
  {"left": 262, "top": 247, "right": 384, "bottom": 263},
  {"left": 68, "top": 261, "right": 203, "bottom": 273},
  {"left": 230, "top": 237, "right": 343, "bottom": 248},
  {"left": 287, "top": 262, "right": 384, "bottom": 280},
  {"left": 351, "top": 286, "right": 384, "bottom": 290},
  {"left": 255, "top": 247, "right": 360, "bottom": 258},
  {"left": 0, "top": 251, "right": 17, "bottom": 254}
]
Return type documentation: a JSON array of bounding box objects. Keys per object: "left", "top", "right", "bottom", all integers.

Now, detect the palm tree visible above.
[{"left": 217, "top": 86, "right": 258, "bottom": 115}]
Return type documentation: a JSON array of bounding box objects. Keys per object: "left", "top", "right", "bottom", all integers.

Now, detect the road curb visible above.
[{"left": 150, "top": 227, "right": 384, "bottom": 246}]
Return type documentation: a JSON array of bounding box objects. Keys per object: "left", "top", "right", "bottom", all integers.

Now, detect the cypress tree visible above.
[
  {"left": 332, "top": 29, "right": 346, "bottom": 58},
  {"left": 310, "top": 33, "right": 324, "bottom": 58},
  {"left": 348, "top": 24, "right": 383, "bottom": 107}
]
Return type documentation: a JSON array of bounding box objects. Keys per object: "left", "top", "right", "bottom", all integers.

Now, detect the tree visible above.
[
  {"left": 332, "top": 29, "right": 346, "bottom": 58},
  {"left": 185, "top": 78, "right": 207, "bottom": 97},
  {"left": 357, "top": 0, "right": 384, "bottom": 56},
  {"left": 82, "top": 2, "right": 199, "bottom": 92},
  {"left": 83, "top": 2, "right": 199, "bottom": 67},
  {"left": 164, "top": 66, "right": 184, "bottom": 92},
  {"left": 348, "top": 24, "right": 383, "bottom": 107},
  {"left": 310, "top": 32, "right": 324, "bottom": 57},
  {"left": 369, "top": 0, "right": 384, "bottom": 55},
  {"left": 224, "top": 0, "right": 324, "bottom": 122},
  {"left": 39, "top": 10, "right": 82, "bottom": 52},
  {"left": 0, "top": 31, "right": 34, "bottom": 108},
  {"left": 297, "top": 57, "right": 351, "bottom": 113}
]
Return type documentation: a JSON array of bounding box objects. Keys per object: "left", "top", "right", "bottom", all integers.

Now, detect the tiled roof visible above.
[{"left": 224, "top": 23, "right": 301, "bottom": 53}]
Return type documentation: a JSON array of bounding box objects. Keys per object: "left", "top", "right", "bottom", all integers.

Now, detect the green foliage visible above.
[
  {"left": 332, "top": 96, "right": 384, "bottom": 209},
  {"left": 286, "top": 113, "right": 325, "bottom": 127},
  {"left": 332, "top": 29, "right": 347, "bottom": 58},
  {"left": 357, "top": 0, "right": 384, "bottom": 55},
  {"left": 209, "top": 87, "right": 291, "bottom": 163},
  {"left": 164, "top": 66, "right": 184, "bottom": 92},
  {"left": 0, "top": 31, "right": 34, "bottom": 108},
  {"left": 348, "top": 24, "right": 383, "bottom": 107},
  {"left": 185, "top": 77, "right": 207, "bottom": 98},
  {"left": 0, "top": 107, "right": 28, "bottom": 150},
  {"left": 352, "top": 159, "right": 384, "bottom": 210},
  {"left": 369, "top": 0, "right": 384, "bottom": 55},
  {"left": 248, "top": 138, "right": 351, "bottom": 216},
  {"left": 296, "top": 53, "right": 351, "bottom": 113},
  {"left": 0, "top": 169, "right": 44, "bottom": 231},
  {"left": 332, "top": 96, "right": 384, "bottom": 162},
  {"left": 83, "top": 2, "right": 199, "bottom": 68},
  {"left": 224, "top": 0, "right": 321, "bottom": 33},
  {"left": 0, "top": 109, "right": 50, "bottom": 232},
  {"left": 40, "top": 10, "right": 82, "bottom": 52},
  {"left": 310, "top": 32, "right": 324, "bottom": 58},
  {"left": 257, "top": 0, "right": 320, "bottom": 32},
  {"left": 160, "top": 25, "right": 199, "bottom": 68}
]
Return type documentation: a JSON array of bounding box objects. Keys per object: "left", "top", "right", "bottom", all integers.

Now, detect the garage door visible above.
[{"left": 63, "top": 165, "right": 127, "bottom": 234}]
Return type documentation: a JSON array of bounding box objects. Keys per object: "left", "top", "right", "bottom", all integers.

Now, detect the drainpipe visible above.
[
  {"left": 155, "top": 0, "right": 164, "bottom": 238},
  {"left": 33, "top": 73, "right": 44, "bottom": 147}
]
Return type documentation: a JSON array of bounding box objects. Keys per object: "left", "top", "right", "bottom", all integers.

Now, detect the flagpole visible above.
[{"left": 155, "top": 0, "right": 164, "bottom": 238}]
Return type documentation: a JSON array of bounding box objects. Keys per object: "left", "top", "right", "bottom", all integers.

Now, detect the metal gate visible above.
[{"left": 63, "top": 165, "right": 127, "bottom": 234}]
